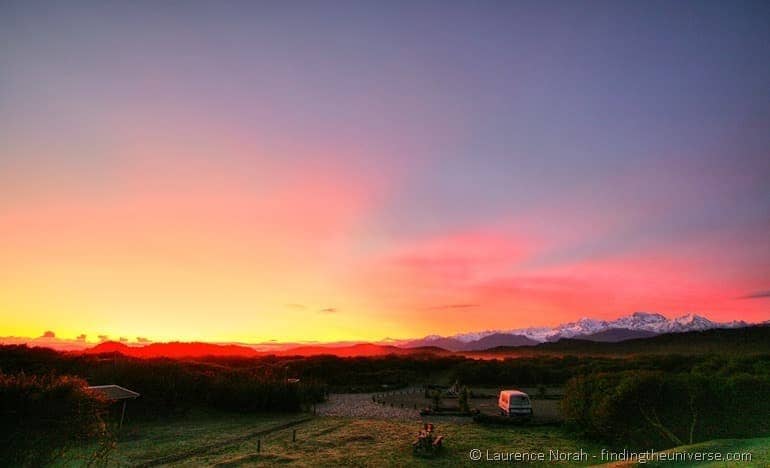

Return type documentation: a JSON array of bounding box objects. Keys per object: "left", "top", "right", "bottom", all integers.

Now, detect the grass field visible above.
[
  {"left": 166, "top": 416, "right": 604, "bottom": 467},
  {"left": 56, "top": 412, "right": 307, "bottom": 467},
  {"left": 58, "top": 411, "right": 770, "bottom": 467},
  {"left": 609, "top": 437, "right": 770, "bottom": 468},
  {"left": 60, "top": 411, "right": 603, "bottom": 467}
]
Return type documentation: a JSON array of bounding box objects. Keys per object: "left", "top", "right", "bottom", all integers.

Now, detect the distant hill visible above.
[
  {"left": 467, "top": 324, "right": 770, "bottom": 357},
  {"left": 571, "top": 328, "right": 659, "bottom": 342},
  {"left": 68, "top": 325, "right": 770, "bottom": 359},
  {"left": 403, "top": 336, "right": 468, "bottom": 351},
  {"left": 466, "top": 333, "right": 540, "bottom": 350},
  {"left": 412, "top": 311, "right": 750, "bottom": 345},
  {"left": 84, "top": 341, "right": 260, "bottom": 358},
  {"left": 273, "top": 343, "right": 448, "bottom": 357},
  {"left": 404, "top": 333, "right": 537, "bottom": 351},
  {"left": 83, "top": 341, "right": 448, "bottom": 358}
]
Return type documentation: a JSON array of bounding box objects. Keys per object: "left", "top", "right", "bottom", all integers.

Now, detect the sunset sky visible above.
[{"left": 1, "top": 1, "right": 769, "bottom": 344}]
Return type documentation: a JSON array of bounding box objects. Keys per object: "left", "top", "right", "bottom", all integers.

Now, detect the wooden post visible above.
[
  {"left": 119, "top": 400, "right": 127, "bottom": 429},
  {"left": 257, "top": 439, "right": 261, "bottom": 452},
  {"left": 292, "top": 429, "right": 297, "bottom": 442}
]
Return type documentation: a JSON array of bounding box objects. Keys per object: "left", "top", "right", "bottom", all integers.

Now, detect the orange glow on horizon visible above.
[{"left": 2, "top": 0, "right": 769, "bottom": 347}]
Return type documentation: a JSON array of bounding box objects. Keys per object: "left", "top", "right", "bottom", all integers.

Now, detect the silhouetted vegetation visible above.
[
  {"left": 476, "top": 325, "right": 770, "bottom": 357},
  {"left": 562, "top": 370, "right": 770, "bottom": 449},
  {"left": 449, "top": 353, "right": 744, "bottom": 386},
  {"left": 0, "top": 372, "right": 111, "bottom": 467},
  {"left": 3, "top": 346, "right": 770, "bottom": 406},
  {"left": 2, "top": 340, "right": 770, "bottom": 459},
  {"left": 0, "top": 346, "right": 326, "bottom": 419}
]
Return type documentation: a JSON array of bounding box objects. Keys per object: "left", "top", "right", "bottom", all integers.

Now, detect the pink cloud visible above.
[
  {"left": 364, "top": 230, "right": 534, "bottom": 289},
  {"left": 355, "top": 220, "right": 770, "bottom": 333}
]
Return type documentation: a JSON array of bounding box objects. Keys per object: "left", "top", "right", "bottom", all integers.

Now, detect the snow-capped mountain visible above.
[{"left": 406, "top": 312, "right": 751, "bottom": 350}]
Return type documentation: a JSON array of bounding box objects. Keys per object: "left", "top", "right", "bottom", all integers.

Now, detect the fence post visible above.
[
  {"left": 257, "top": 439, "right": 261, "bottom": 453},
  {"left": 293, "top": 429, "right": 297, "bottom": 442}
]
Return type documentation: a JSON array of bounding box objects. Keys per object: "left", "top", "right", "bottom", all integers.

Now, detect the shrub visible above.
[
  {"left": 0, "top": 372, "right": 111, "bottom": 467},
  {"left": 84, "top": 357, "right": 325, "bottom": 417},
  {"left": 205, "top": 370, "right": 321, "bottom": 412},
  {"left": 562, "top": 370, "right": 770, "bottom": 449}
]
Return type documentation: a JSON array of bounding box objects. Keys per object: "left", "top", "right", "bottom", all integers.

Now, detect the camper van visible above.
[{"left": 498, "top": 390, "right": 533, "bottom": 417}]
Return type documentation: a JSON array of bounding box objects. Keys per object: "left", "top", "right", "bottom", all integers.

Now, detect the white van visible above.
[{"left": 498, "top": 390, "right": 533, "bottom": 417}]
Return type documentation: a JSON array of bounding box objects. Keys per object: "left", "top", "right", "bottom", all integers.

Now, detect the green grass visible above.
[
  {"left": 599, "top": 437, "right": 770, "bottom": 467},
  {"left": 170, "top": 417, "right": 604, "bottom": 467},
  {"left": 57, "top": 413, "right": 770, "bottom": 467},
  {"left": 56, "top": 411, "right": 306, "bottom": 467}
]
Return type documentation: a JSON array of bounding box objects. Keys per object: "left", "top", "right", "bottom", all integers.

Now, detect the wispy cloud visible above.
[
  {"left": 742, "top": 290, "right": 770, "bottom": 299},
  {"left": 285, "top": 304, "right": 307, "bottom": 310},
  {"left": 319, "top": 308, "right": 337, "bottom": 314},
  {"left": 136, "top": 336, "right": 151, "bottom": 343}
]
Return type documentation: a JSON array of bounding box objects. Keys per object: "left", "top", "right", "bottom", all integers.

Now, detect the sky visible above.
[{"left": 1, "top": 1, "right": 769, "bottom": 344}]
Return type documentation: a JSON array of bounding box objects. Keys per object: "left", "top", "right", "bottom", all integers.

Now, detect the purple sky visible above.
[{"left": 1, "top": 1, "right": 768, "bottom": 342}]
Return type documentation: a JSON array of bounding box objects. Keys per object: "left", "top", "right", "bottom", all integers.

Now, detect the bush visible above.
[
  {"left": 562, "top": 370, "right": 770, "bottom": 449},
  {"left": 205, "top": 370, "right": 324, "bottom": 412},
  {"left": 0, "top": 372, "right": 111, "bottom": 467},
  {"left": 84, "top": 357, "right": 325, "bottom": 417}
]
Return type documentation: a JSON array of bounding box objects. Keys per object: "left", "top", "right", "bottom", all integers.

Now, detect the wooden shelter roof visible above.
[{"left": 88, "top": 385, "right": 140, "bottom": 400}]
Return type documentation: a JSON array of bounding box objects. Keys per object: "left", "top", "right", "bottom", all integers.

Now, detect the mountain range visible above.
[
  {"left": 83, "top": 340, "right": 449, "bottom": 358},
  {"left": 12, "top": 311, "right": 758, "bottom": 357},
  {"left": 403, "top": 312, "right": 749, "bottom": 351}
]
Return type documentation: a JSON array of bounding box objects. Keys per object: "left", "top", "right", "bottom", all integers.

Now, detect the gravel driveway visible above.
[{"left": 316, "top": 392, "right": 420, "bottom": 420}]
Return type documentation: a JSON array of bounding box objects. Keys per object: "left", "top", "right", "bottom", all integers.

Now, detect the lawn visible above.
[
  {"left": 56, "top": 413, "right": 770, "bottom": 467},
  {"left": 600, "top": 437, "right": 770, "bottom": 468},
  {"left": 56, "top": 411, "right": 308, "bottom": 467},
  {"left": 138, "top": 416, "right": 604, "bottom": 467}
]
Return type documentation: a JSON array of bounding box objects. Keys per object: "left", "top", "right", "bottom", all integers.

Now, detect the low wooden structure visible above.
[{"left": 88, "top": 384, "right": 140, "bottom": 428}]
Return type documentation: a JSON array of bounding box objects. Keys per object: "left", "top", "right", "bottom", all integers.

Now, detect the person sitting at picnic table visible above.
[
  {"left": 418, "top": 423, "right": 433, "bottom": 439},
  {"left": 414, "top": 423, "right": 443, "bottom": 454}
]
